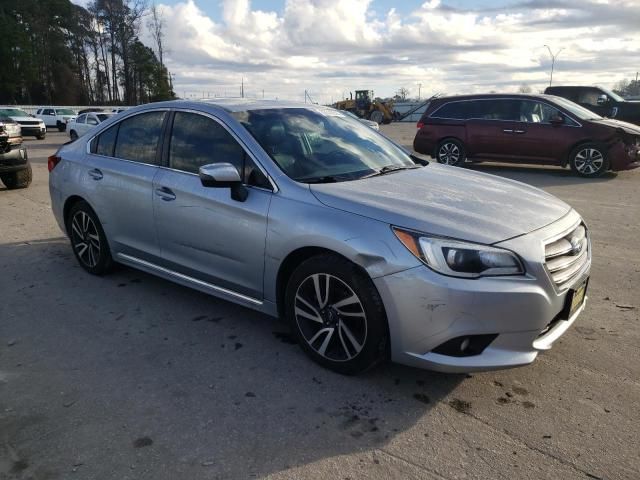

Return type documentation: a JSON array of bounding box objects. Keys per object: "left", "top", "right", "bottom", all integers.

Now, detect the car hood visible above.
[
  {"left": 309, "top": 164, "right": 571, "bottom": 244},
  {"left": 10, "top": 116, "right": 41, "bottom": 123},
  {"left": 591, "top": 118, "right": 640, "bottom": 135}
]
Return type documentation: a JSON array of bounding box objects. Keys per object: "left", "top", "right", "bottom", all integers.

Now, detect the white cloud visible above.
[{"left": 154, "top": 0, "right": 640, "bottom": 103}]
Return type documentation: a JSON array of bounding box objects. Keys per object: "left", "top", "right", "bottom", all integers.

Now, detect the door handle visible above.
[
  {"left": 514, "top": 129, "right": 526, "bottom": 134},
  {"left": 88, "top": 168, "right": 103, "bottom": 180},
  {"left": 155, "top": 186, "right": 176, "bottom": 201},
  {"left": 503, "top": 129, "right": 513, "bottom": 133}
]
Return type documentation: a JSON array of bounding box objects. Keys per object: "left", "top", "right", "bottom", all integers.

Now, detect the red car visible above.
[{"left": 413, "top": 94, "right": 640, "bottom": 177}]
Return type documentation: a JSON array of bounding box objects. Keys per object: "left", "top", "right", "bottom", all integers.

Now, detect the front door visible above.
[{"left": 153, "top": 110, "right": 273, "bottom": 299}]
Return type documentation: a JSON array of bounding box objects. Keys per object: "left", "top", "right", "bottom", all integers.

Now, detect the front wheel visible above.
[
  {"left": 436, "top": 138, "right": 466, "bottom": 166},
  {"left": 569, "top": 144, "right": 609, "bottom": 177},
  {"left": 57, "top": 122, "right": 66, "bottom": 132},
  {"left": 66, "top": 201, "right": 113, "bottom": 275},
  {"left": 369, "top": 110, "right": 384, "bottom": 124},
  {"left": 69, "top": 130, "right": 78, "bottom": 141},
  {"left": 36, "top": 133, "right": 46, "bottom": 140},
  {"left": 0, "top": 164, "right": 32, "bottom": 189},
  {"left": 285, "top": 254, "right": 388, "bottom": 375}
]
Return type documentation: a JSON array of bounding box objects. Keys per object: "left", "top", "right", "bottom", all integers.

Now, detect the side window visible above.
[
  {"left": 114, "top": 111, "right": 166, "bottom": 164},
  {"left": 76, "top": 114, "right": 86, "bottom": 124},
  {"left": 169, "top": 112, "right": 270, "bottom": 188},
  {"left": 86, "top": 115, "right": 99, "bottom": 126},
  {"left": 577, "top": 89, "right": 600, "bottom": 106},
  {"left": 43, "top": 109, "right": 54, "bottom": 115},
  {"left": 94, "top": 123, "right": 119, "bottom": 156},
  {"left": 431, "top": 101, "right": 469, "bottom": 120},
  {"left": 483, "top": 99, "right": 520, "bottom": 121}
]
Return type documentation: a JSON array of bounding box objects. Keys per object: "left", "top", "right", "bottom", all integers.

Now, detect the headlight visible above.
[{"left": 393, "top": 227, "right": 525, "bottom": 278}]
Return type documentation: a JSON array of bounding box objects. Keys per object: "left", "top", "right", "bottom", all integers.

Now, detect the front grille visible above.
[
  {"left": 17, "top": 120, "right": 40, "bottom": 126},
  {"left": 544, "top": 223, "right": 590, "bottom": 289}
]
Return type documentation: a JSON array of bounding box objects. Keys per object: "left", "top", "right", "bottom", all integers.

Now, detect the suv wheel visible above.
[
  {"left": 569, "top": 144, "right": 609, "bottom": 177},
  {"left": 57, "top": 121, "right": 66, "bottom": 132},
  {"left": 0, "top": 164, "right": 32, "bottom": 189},
  {"left": 66, "top": 201, "right": 113, "bottom": 275},
  {"left": 285, "top": 254, "right": 388, "bottom": 375},
  {"left": 36, "top": 133, "right": 46, "bottom": 140},
  {"left": 70, "top": 130, "right": 78, "bottom": 141},
  {"left": 436, "top": 139, "right": 466, "bottom": 166}
]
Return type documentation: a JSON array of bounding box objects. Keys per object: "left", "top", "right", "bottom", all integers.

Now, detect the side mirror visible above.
[
  {"left": 597, "top": 94, "right": 608, "bottom": 105},
  {"left": 199, "top": 163, "right": 248, "bottom": 202},
  {"left": 549, "top": 114, "right": 564, "bottom": 125}
]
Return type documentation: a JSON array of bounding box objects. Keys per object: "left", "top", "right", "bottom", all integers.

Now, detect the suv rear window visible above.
[{"left": 431, "top": 101, "right": 469, "bottom": 120}]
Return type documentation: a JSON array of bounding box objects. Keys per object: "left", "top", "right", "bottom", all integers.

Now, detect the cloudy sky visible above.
[{"left": 77, "top": 0, "right": 640, "bottom": 103}]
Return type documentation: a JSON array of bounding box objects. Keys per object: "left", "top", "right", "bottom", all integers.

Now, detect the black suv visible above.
[
  {"left": 0, "top": 116, "right": 31, "bottom": 189},
  {"left": 545, "top": 86, "right": 640, "bottom": 125}
]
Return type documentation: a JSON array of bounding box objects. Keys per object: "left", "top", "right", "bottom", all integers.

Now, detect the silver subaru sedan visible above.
[{"left": 49, "top": 100, "right": 590, "bottom": 374}]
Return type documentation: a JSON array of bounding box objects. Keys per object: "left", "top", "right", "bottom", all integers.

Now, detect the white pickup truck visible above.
[{"left": 36, "top": 107, "right": 77, "bottom": 132}]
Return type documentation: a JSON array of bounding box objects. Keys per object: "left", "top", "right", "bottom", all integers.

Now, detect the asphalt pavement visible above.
[{"left": 0, "top": 128, "right": 638, "bottom": 479}]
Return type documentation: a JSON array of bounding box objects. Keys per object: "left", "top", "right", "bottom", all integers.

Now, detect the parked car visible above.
[
  {"left": 36, "top": 107, "right": 77, "bottom": 131},
  {"left": 50, "top": 100, "right": 590, "bottom": 374},
  {"left": 342, "top": 110, "right": 380, "bottom": 130},
  {"left": 0, "top": 107, "right": 46, "bottom": 139},
  {"left": 544, "top": 86, "right": 640, "bottom": 125},
  {"left": 414, "top": 94, "right": 640, "bottom": 177},
  {"left": 68, "top": 112, "right": 114, "bottom": 140},
  {"left": 0, "top": 116, "right": 31, "bottom": 189}
]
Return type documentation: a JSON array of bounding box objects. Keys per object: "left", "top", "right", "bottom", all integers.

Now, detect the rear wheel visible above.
[
  {"left": 70, "top": 130, "right": 78, "bottom": 141},
  {"left": 285, "top": 254, "right": 388, "bottom": 375},
  {"left": 436, "top": 138, "right": 466, "bottom": 166},
  {"left": 57, "top": 121, "right": 66, "bottom": 132},
  {"left": 569, "top": 144, "right": 609, "bottom": 177},
  {"left": 66, "top": 201, "right": 113, "bottom": 275},
  {"left": 0, "top": 164, "right": 32, "bottom": 189}
]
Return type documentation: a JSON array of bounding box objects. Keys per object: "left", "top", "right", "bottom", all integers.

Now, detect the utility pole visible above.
[
  {"left": 262, "top": 89, "right": 264, "bottom": 99},
  {"left": 417, "top": 82, "right": 422, "bottom": 101},
  {"left": 241, "top": 77, "right": 244, "bottom": 98},
  {"left": 544, "top": 45, "right": 564, "bottom": 87}
]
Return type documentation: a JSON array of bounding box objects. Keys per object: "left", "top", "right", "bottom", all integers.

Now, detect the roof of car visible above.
[
  {"left": 433, "top": 93, "right": 559, "bottom": 102},
  {"left": 136, "top": 98, "right": 320, "bottom": 113}
]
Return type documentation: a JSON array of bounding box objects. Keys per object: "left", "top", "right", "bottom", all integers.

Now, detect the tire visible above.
[
  {"left": 65, "top": 201, "right": 113, "bottom": 275},
  {"left": 36, "top": 133, "right": 46, "bottom": 140},
  {"left": 285, "top": 254, "right": 388, "bottom": 375},
  {"left": 70, "top": 130, "right": 78, "bottom": 141},
  {"left": 57, "top": 122, "right": 66, "bottom": 132},
  {"left": 369, "top": 110, "right": 384, "bottom": 124},
  {"left": 0, "top": 164, "right": 32, "bottom": 189},
  {"left": 569, "top": 143, "right": 609, "bottom": 177},
  {"left": 435, "top": 138, "right": 466, "bottom": 166}
]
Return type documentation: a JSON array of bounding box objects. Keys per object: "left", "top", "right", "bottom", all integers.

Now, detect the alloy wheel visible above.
[
  {"left": 70, "top": 211, "right": 101, "bottom": 268},
  {"left": 438, "top": 142, "right": 460, "bottom": 165},
  {"left": 294, "top": 273, "right": 367, "bottom": 362},
  {"left": 574, "top": 148, "right": 604, "bottom": 175}
]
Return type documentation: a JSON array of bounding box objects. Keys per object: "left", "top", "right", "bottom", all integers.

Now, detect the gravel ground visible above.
[{"left": 1, "top": 128, "right": 639, "bottom": 480}]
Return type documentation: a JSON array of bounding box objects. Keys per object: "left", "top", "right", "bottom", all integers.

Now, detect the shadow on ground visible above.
[{"left": 0, "top": 237, "right": 465, "bottom": 479}]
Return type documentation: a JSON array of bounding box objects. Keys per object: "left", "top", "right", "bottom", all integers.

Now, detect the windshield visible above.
[
  {"left": 0, "top": 108, "right": 30, "bottom": 117},
  {"left": 58, "top": 108, "right": 76, "bottom": 115},
  {"left": 598, "top": 87, "right": 625, "bottom": 102},
  {"left": 232, "top": 107, "right": 415, "bottom": 182},
  {"left": 550, "top": 97, "right": 603, "bottom": 120},
  {"left": 97, "top": 114, "right": 112, "bottom": 122}
]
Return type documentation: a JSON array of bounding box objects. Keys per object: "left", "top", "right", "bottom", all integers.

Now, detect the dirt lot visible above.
[{"left": 1, "top": 128, "right": 639, "bottom": 480}]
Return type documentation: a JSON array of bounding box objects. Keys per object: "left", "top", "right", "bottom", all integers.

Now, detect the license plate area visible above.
[{"left": 561, "top": 278, "right": 588, "bottom": 320}]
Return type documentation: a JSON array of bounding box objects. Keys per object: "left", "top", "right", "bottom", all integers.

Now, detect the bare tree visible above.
[
  {"left": 518, "top": 83, "right": 532, "bottom": 94},
  {"left": 147, "top": 3, "right": 165, "bottom": 68},
  {"left": 395, "top": 87, "right": 410, "bottom": 101}
]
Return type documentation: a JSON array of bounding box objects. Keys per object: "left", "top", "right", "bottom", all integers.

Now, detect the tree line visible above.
[{"left": 0, "top": 0, "right": 175, "bottom": 106}]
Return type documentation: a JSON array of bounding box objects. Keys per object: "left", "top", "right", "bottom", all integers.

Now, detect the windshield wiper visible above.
[
  {"left": 298, "top": 175, "right": 345, "bottom": 184},
  {"left": 361, "top": 164, "right": 421, "bottom": 179}
]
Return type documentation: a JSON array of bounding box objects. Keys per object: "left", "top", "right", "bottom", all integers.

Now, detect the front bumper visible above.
[
  {"left": 21, "top": 125, "right": 46, "bottom": 136},
  {"left": 374, "top": 210, "right": 590, "bottom": 372},
  {"left": 609, "top": 141, "right": 640, "bottom": 171},
  {"left": 0, "top": 146, "right": 28, "bottom": 173}
]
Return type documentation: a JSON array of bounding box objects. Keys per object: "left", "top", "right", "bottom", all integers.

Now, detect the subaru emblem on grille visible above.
[{"left": 570, "top": 237, "right": 583, "bottom": 255}]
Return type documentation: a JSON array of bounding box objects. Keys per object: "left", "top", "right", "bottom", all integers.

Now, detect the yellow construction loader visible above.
[{"left": 333, "top": 90, "right": 395, "bottom": 124}]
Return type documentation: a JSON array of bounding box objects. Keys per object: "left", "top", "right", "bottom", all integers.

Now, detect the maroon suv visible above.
[{"left": 413, "top": 94, "right": 640, "bottom": 177}]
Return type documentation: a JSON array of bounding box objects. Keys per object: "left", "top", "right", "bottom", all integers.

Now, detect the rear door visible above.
[
  {"left": 465, "top": 99, "right": 520, "bottom": 159},
  {"left": 152, "top": 110, "right": 273, "bottom": 299},
  {"left": 84, "top": 110, "right": 167, "bottom": 261},
  {"left": 41, "top": 108, "right": 56, "bottom": 127}
]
